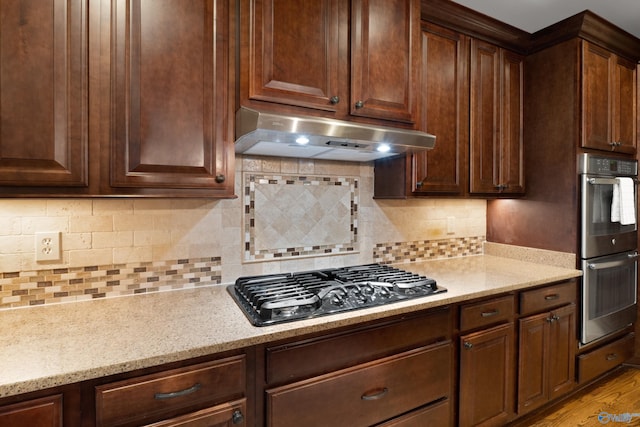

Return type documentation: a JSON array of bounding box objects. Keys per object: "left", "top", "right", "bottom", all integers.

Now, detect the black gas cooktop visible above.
[{"left": 228, "top": 263, "right": 446, "bottom": 326}]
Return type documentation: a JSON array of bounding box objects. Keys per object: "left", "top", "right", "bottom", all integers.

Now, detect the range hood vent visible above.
[{"left": 234, "top": 107, "right": 436, "bottom": 162}]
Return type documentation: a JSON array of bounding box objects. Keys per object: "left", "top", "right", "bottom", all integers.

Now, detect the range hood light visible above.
[
  {"left": 376, "top": 143, "right": 391, "bottom": 153},
  {"left": 295, "top": 136, "right": 310, "bottom": 145}
]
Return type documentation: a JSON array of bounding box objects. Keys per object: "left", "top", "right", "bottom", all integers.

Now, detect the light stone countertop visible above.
[{"left": 0, "top": 254, "right": 581, "bottom": 399}]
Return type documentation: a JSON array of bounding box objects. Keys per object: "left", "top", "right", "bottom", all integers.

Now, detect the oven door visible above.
[
  {"left": 581, "top": 251, "right": 638, "bottom": 344},
  {"left": 581, "top": 174, "right": 637, "bottom": 258}
]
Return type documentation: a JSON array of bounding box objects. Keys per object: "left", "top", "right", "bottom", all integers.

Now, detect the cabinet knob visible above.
[
  {"left": 463, "top": 341, "right": 473, "bottom": 349},
  {"left": 330, "top": 96, "right": 340, "bottom": 104},
  {"left": 215, "top": 174, "right": 226, "bottom": 183},
  {"left": 355, "top": 100, "right": 364, "bottom": 109},
  {"left": 232, "top": 409, "right": 244, "bottom": 424}
]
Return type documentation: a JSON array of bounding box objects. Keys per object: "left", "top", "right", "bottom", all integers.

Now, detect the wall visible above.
[{"left": 0, "top": 155, "right": 486, "bottom": 309}]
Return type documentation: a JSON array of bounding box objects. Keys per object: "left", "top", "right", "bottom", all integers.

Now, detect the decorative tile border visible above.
[
  {"left": 0, "top": 257, "right": 222, "bottom": 310},
  {"left": 243, "top": 173, "right": 359, "bottom": 262},
  {"left": 373, "top": 236, "right": 486, "bottom": 264}
]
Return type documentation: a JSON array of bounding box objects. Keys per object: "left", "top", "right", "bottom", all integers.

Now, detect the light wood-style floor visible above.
[{"left": 510, "top": 367, "right": 640, "bottom": 426}]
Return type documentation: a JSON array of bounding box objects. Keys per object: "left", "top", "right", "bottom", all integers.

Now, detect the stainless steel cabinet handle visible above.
[
  {"left": 464, "top": 341, "right": 473, "bottom": 349},
  {"left": 544, "top": 294, "right": 559, "bottom": 301},
  {"left": 481, "top": 310, "right": 499, "bottom": 317},
  {"left": 355, "top": 100, "right": 364, "bottom": 109},
  {"left": 215, "top": 174, "right": 226, "bottom": 183},
  {"left": 361, "top": 387, "right": 388, "bottom": 400},
  {"left": 154, "top": 383, "right": 201, "bottom": 400},
  {"left": 606, "top": 353, "right": 618, "bottom": 361},
  {"left": 330, "top": 96, "right": 340, "bottom": 104}
]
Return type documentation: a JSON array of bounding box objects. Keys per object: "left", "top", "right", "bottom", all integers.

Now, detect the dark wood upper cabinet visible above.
[
  {"left": 240, "top": 0, "right": 420, "bottom": 125},
  {"left": 107, "top": 0, "right": 234, "bottom": 194},
  {"left": 0, "top": 0, "right": 88, "bottom": 187},
  {"left": 374, "top": 25, "right": 524, "bottom": 198},
  {"left": 0, "top": 0, "right": 235, "bottom": 197},
  {"left": 582, "top": 41, "right": 637, "bottom": 155},
  {"left": 243, "top": 0, "right": 341, "bottom": 112},
  {"left": 469, "top": 39, "right": 524, "bottom": 195},
  {"left": 350, "top": 0, "right": 420, "bottom": 123},
  {"left": 413, "top": 23, "right": 469, "bottom": 195}
]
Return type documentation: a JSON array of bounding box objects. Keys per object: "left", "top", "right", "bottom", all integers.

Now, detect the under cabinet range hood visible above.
[{"left": 234, "top": 107, "right": 436, "bottom": 162}]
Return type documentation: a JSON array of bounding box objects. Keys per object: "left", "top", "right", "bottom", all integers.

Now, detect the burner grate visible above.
[{"left": 229, "top": 264, "right": 445, "bottom": 326}]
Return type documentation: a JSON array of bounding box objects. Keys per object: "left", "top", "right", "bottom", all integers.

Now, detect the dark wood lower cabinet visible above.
[
  {"left": 266, "top": 344, "right": 451, "bottom": 427},
  {"left": 459, "top": 323, "right": 515, "bottom": 427},
  {"left": 518, "top": 303, "right": 576, "bottom": 415},
  {"left": 0, "top": 395, "right": 62, "bottom": 427}
]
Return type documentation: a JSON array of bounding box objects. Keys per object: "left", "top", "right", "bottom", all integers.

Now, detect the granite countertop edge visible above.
[{"left": 0, "top": 254, "right": 582, "bottom": 399}]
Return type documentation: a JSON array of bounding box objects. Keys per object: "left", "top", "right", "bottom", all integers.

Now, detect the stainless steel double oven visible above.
[{"left": 579, "top": 154, "right": 638, "bottom": 345}]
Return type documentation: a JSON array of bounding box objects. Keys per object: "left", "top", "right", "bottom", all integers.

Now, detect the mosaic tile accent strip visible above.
[
  {"left": 373, "top": 236, "right": 486, "bottom": 264},
  {"left": 0, "top": 257, "right": 222, "bottom": 310},
  {"left": 244, "top": 173, "right": 359, "bottom": 262}
]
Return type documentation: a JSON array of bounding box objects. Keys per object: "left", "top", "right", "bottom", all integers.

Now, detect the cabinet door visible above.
[
  {"left": 547, "top": 304, "right": 576, "bottom": 401},
  {"left": 0, "top": 395, "right": 62, "bottom": 427},
  {"left": 109, "top": 0, "right": 233, "bottom": 193},
  {"left": 612, "top": 56, "right": 637, "bottom": 154},
  {"left": 350, "top": 0, "right": 419, "bottom": 123},
  {"left": 0, "top": 0, "right": 87, "bottom": 187},
  {"left": 459, "top": 323, "right": 515, "bottom": 427},
  {"left": 582, "top": 41, "right": 613, "bottom": 151},
  {"left": 499, "top": 50, "right": 524, "bottom": 194},
  {"left": 469, "top": 39, "right": 500, "bottom": 194},
  {"left": 517, "top": 312, "right": 548, "bottom": 414},
  {"left": 517, "top": 304, "right": 576, "bottom": 415},
  {"left": 413, "top": 23, "right": 469, "bottom": 195},
  {"left": 242, "top": 0, "right": 342, "bottom": 112}
]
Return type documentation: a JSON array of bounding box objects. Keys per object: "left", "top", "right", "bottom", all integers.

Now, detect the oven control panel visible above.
[{"left": 578, "top": 153, "right": 638, "bottom": 177}]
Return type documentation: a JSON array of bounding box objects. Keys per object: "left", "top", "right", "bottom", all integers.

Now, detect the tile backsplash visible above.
[
  {"left": 244, "top": 172, "right": 359, "bottom": 262},
  {"left": 0, "top": 155, "right": 486, "bottom": 309}
]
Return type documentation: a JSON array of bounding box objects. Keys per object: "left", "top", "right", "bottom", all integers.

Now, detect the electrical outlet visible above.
[
  {"left": 446, "top": 216, "right": 456, "bottom": 234},
  {"left": 35, "top": 232, "right": 61, "bottom": 262}
]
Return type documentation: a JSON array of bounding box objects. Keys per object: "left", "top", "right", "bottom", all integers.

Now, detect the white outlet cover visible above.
[{"left": 35, "top": 231, "right": 61, "bottom": 262}]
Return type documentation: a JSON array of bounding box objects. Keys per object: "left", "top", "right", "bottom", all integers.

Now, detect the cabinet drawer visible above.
[
  {"left": 578, "top": 333, "right": 635, "bottom": 384},
  {"left": 96, "top": 355, "right": 245, "bottom": 427},
  {"left": 267, "top": 308, "right": 450, "bottom": 384},
  {"left": 460, "top": 294, "right": 515, "bottom": 331},
  {"left": 144, "top": 398, "right": 246, "bottom": 427},
  {"left": 266, "top": 342, "right": 452, "bottom": 427},
  {"left": 376, "top": 399, "right": 450, "bottom": 427},
  {"left": 0, "top": 395, "right": 62, "bottom": 427},
  {"left": 520, "top": 280, "right": 576, "bottom": 316}
]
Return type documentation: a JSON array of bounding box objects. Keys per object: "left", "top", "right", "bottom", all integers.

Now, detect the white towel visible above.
[{"left": 611, "top": 177, "right": 636, "bottom": 225}]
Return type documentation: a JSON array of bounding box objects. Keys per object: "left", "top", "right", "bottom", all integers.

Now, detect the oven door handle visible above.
[
  {"left": 588, "top": 177, "right": 619, "bottom": 185},
  {"left": 588, "top": 177, "right": 639, "bottom": 185},
  {"left": 587, "top": 253, "right": 638, "bottom": 270}
]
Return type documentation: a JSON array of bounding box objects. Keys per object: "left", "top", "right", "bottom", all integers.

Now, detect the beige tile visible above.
[
  {"left": 92, "top": 231, "right": 134, "bottom": 249},
  {"left": 22, "top": 217, "right": 69, "bottom": 234},
  {"left": 46, "top": 200, "right": 92, "bottom": 216},
  {"left": 70, "top": 216, "right": 113, "bottom": 233},
  {"left": 69, "top": 248, "right": 113, "bottom": 267}
]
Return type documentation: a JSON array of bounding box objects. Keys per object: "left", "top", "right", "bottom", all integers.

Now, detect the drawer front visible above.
[
  {"left": 376, "top": 399, "right": 450, "bottom": 427},
  {"left": 520, "top": 280, "right": 576, "bottom": 316},
  {"left": 0, "top": 395, "right": 62, "bottom": 427},
  {"left": 578, "top": 333, "right": 635, "bottom": 384},
  {"left": 266, "top": 342, "right": 452, "bottom": 427},
  {"left": 96, "top": 355, "right": 245, "bottom": 427},
  {"left": 143, "top": 398, "right": 246, "bottom": 427},
  {"left": 460, "top": 294, "right": 515, "bottom": 332},
  {"left": 267, "top": 308, "right": 451, "bottom": 384}
]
